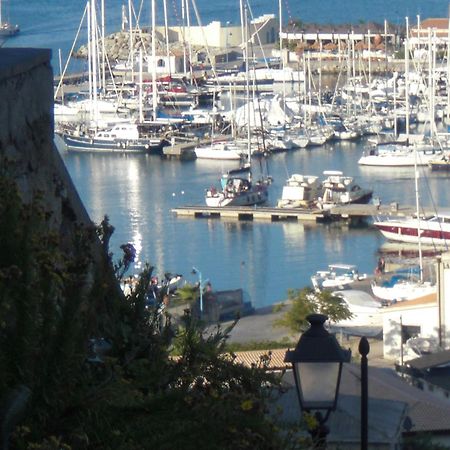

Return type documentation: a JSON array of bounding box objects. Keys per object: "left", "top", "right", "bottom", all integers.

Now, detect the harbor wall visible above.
[{"left": 0, "top": 47, "right": 93, "bottom": 233}]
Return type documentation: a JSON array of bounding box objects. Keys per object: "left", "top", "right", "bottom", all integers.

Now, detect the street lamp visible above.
[
  {"left": 191, "top": 266, "right": 204, "bottom": 316},
  {"left": 284, "top": 314, "right": 351, "bottom": 448}
]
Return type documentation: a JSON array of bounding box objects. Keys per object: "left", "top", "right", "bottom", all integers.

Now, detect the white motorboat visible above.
[
  {"left": 319, "top": 171, "right": 373, "bottom": 210},
  {"left": 277, "top": 174, "right": 321, "bottom": 208},
  {"left": 331, "top": 290, "right": 384, "bottom": 327},
  {"left": 311, "top": 264, "right": 367, "bottom": 291},
  {"left": 373, "top": 212, "right": 450, "bottom": 247}
]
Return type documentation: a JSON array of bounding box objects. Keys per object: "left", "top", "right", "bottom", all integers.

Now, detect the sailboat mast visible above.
[
  {"left": 244, "top": 2, "right": 251, "bottom": 162},
  {"left": 128, "top": 0, "right": 134, "bottom": 81},
  {"left": 163, "top": 0, "right": 171, "bottom": 77},
  {"left": 405, "top": 16, "right": 410, "bottom": 138},
  {"left": 414, "top": 144, "right": 423, "bottom": 282},
  {"left": 151, "top": 0, "right": 158, "bottom": 118}
]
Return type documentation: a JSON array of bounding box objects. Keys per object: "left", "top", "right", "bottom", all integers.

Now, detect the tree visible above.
[{"left": 275, "top": 287, "right": 353, "bottom": 333}]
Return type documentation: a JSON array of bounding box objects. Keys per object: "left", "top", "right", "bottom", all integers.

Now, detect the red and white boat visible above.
[{"left": 373, "top": 212, "right": 450, "bottom": 247}]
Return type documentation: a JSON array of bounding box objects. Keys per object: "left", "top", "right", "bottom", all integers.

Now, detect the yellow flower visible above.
[{"left": 241, "top": 399, "right": 253, "bottom": 411}]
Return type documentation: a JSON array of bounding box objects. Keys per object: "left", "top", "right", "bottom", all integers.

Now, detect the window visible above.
[
  {"left": 157, "top": 59, "right": 165, "bottom": 67},
  {"left": 401, "top": 325, "right": 420, "bottom": 344}
]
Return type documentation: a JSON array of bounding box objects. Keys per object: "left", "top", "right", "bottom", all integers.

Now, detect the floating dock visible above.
[
  {"left": 172, "top": 202, "right": 422, "bottom": 223},
  {"left": 172, "top": 205, "right": 328, "bottom": 222}
]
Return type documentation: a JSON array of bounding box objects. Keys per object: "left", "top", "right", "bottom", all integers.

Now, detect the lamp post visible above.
[
  {"left": 284, "top": 314, "right": 351, "bottom": 449},
  {"left": 192, "top": 266, "right": 204, "bottom": 316},
  {"left": 359, "top": 336, "right": 370, "bottom": 450}
]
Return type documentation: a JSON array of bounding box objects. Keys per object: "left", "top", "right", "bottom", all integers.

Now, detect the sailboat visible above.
[
  {"left": 0, "top": 0, "right": 19, "bottom": 36},
  {"left": 204, "top": 3, "right": 272, "bottom": 207},
  {"left": 371, "top": 33, "right": 437, "bottom": 303}
]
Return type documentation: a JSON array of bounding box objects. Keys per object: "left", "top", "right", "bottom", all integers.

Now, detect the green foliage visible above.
[
  {"left": 275, "top": 287, "right": 353, "bottom": 333},
  {"left": 272, "top": 302, "right": 286, "bottom": 313},
  {"left": 225, "top": 339, "right": 297, "bottom": 353},
  {"left": 172, "top": 282, "right": 199, "bottom": 306},
  {"left": 0, "top": 175, "right": 297, "bottom": 449}
]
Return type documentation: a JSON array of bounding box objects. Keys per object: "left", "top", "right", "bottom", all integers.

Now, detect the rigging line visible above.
[
  {"left": 189, "top": 0, "right": 218, "bottom": 81},
  {"left": 282, "top": 0, "right": 293, "bottom": 24},
  {"left": 243, "top": 0, "right": 270, "bottom": 68},
  {"left": 54, "top": 2, "right": 89, "bottom": 100},
  {"left": 416, "top": 158, "right": 449, "bottom": 253}
]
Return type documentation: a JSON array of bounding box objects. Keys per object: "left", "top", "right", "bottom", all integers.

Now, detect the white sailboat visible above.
[
  {"left": 371, "top": 64, "right": 437, "bottom": 303},
  {"left": 204, "top": 3, "right": 272, "bottom": 207}
]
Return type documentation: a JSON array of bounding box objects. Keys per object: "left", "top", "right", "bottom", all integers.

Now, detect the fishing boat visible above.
[{"left": 58, "top": 122, "right": 169, "bottom": 154}]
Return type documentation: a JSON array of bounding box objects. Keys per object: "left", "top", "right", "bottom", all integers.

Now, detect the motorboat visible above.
[
  {"left": 277, "top": 174, "right": 321, "bottom": 208},
  {"left": 205, "top": 164, "right": 271, "bottom": 207},
  {"left": 373, "top": 212, "right": 450, "bottom": 247},
  {"left": 330, "top": 290, "right": 384, "bottom": 327},
  {"left": 311, "top": 264, "right": 367, "bottom": 291},
  {"left": 319, "top": 170, "right": 373, "bottom": 210}
]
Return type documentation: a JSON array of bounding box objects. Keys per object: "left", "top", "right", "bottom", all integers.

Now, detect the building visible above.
[
  {"left": 382, "top": 253, "right": 450, "bottom": 362},
  {"left": 158, "top": 15, "right": 278, "bottom": 49}
]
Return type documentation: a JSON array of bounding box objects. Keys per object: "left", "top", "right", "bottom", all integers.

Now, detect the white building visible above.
[
  {"left": 158, "top": 15, "right": 278, "bottom": 49},
  {"left": 382, "top": 253, "right": 450, "bottom": 361}
]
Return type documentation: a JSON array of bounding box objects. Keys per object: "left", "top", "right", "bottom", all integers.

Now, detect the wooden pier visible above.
[{"left": 172, "top": 202, "right": 422, "bottom": 223}]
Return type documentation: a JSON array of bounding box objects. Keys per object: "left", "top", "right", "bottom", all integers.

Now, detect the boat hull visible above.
[
  {"left": 371, "top": 280, "right": 436, "bottom": 301},
  {"left": 60, "top": 133, "right": 166, "bottom": 154},
  {"left": 205, "top": 188, "right": 268, "bottom": 207},
  {"left": 374, "top": 219, "right": 450, "bottom": 247}
]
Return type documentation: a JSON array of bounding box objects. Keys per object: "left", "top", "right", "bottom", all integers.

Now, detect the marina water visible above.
[
  {"left": 4, "top": 0, "right": 450, "bottom": 308},
  {"left": 60, "top": 136, "right": 449, "bottom": 309}
]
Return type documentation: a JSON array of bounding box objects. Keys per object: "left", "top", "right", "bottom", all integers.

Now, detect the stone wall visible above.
[{"left": 0, "top": 48, "right": 93, "bottom": 239}]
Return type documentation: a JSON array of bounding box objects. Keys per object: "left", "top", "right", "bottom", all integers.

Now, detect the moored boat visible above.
[
  {"left": 205, "top": 164, "right": 271, "bottom": 207},
  {"left": 319, "top": 170, "right": 373, "bottom": 210},
  {"left": 373, "top": 212, "right": 450, "bottom": 247},
  {"left": 277, "top": 174, "right": 321, "bottom": 208},
  {"left": 311, "top": 264, "right": 367, "bottom": 291},
  {"left": 58, "top": 122, "right": 169, "bottom": 154}
]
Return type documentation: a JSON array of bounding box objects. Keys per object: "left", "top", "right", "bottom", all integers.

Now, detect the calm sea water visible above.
[
  {"left": 5, "top": 0, "right": 450, "bottom": 308},
  {"left": 56, "top": 135, "right": 449, "bottom": 308}
]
